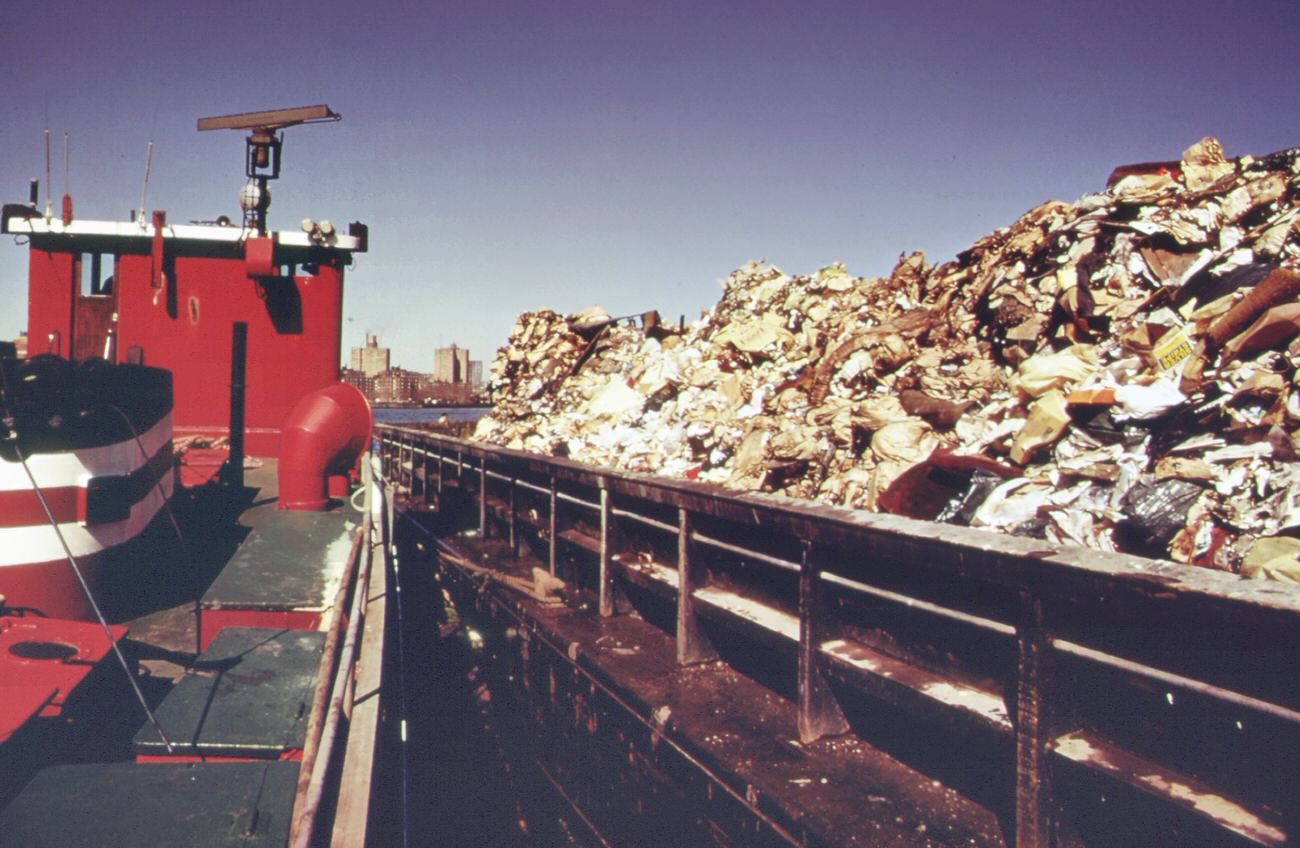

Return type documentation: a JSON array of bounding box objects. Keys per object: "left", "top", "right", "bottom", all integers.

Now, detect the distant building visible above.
[
  {"left": 434, "top": 344, "right": 470, "bottom": 384},
  {"left": 467, "top": 360, "right": 483, "bottom": 392},
  {"left": 350, "top": 333, "right": 390, "bottom": 377},
  {"left": 372, "top": 367, "right": 422, "bottom": 404},
  {"left": 340, "top": 367, "right": 374, "bottom": 398}
]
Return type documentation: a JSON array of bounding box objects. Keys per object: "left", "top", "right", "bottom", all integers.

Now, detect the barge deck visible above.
[{"left": 378, "top": 423, "right": 1300, "bottom": 848}]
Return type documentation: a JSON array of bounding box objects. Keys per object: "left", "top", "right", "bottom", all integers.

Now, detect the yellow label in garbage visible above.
[{"left": 1153, "top": 327, "right": 1194, "bottom": 372}]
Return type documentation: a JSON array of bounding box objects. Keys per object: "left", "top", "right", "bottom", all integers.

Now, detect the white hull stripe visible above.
[{"left": 0, "top": 473, "right": 173, "bottom": 567}]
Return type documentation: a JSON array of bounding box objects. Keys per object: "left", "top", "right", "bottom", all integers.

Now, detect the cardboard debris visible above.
[{"left": 475, "top": 138, "right": 1300, "bottom": 580}]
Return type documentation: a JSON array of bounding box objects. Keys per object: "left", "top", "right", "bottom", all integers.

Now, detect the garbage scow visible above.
[{"left": 474, "top": 138, "right": 1300, "bottom": 578}]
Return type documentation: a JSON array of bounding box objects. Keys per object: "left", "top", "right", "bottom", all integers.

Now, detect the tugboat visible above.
[{"left": 0, "top": 106, "right": 387, "bottom": 846}]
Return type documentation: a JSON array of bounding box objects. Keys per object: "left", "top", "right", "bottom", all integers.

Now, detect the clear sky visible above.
[{"left": 2, "top": 0, "right": 1298, "bottom": 372}]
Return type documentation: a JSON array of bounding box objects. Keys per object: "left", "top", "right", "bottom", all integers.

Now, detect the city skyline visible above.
[
  {"left": 2, "top": 2, "right": 1297, "bottom": 368},
  {"left": 347, "top": 332, "right": 482, "bottom": 377},
  {"left": 343, "top": 334, "right": 484, "bottom": 403}
]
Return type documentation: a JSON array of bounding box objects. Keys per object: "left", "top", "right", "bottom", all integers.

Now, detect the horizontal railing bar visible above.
[
  {"left": 690, "top": 531, "right": 801, "bottom": 574},
  {"left": 1052, "top": 638, "right": 1300, "bottom": 726},
  {"left": 611, "top": 507, "right": 677, "bottom": 534},
  {"left": 822, "top": 572, "right": 1016, "bottom": 637},
  {"left": 509, "top": 478, "right": 548, "bottom": 496},
  {"left": 557, "top": 490, "right": 598, "bottom": 510}
]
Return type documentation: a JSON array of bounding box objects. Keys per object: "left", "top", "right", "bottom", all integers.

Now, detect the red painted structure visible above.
[
  {"left": 278, "top": 382, "right": 372, "bottom": 510},
  {"left": 196, "top": 609, "right": 322, "bottom": 653},
  {"left": 10, "top": 212, "right": 367, "bottom": 457},
  {"left": 0, "top": 614, "right": 127, "bottom": 741}
]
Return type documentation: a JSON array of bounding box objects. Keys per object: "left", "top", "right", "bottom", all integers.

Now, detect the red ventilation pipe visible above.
[{"left": 278, "top": 382, "right": 372, "bottom": 510}]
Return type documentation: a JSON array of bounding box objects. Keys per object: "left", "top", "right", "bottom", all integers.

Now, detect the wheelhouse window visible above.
[{"left": 77, "top": 252, "right": 117, "bottom": 296}]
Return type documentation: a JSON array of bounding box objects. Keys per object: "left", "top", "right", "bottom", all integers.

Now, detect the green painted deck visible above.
[
  {"left": 200, "top": 509, "right": 356, "bottom": 614},
  {"left": 132, "top": 627, "right": 325, "bottom": 759},
  {"left": 0, "top": 760, "right": 298, "bottom": 846}
]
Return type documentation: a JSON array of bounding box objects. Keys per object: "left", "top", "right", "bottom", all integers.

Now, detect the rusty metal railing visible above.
[
  {"left": 378, "top": 424, "right": 1300, "bottom": 847},
  {"left": 289, "top": 453, "right": 389, "bottom": 848}
]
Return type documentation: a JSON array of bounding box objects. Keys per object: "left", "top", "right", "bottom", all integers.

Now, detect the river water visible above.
[{"left": 372, "top": 406, "right": 490, "bottom": 426}]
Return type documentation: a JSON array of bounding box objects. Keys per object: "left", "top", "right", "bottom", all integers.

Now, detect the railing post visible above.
[
  {"left": 676, "top": 507, "right": 717, "bottom": 665},
  {"left": 411, "top": 445, "right": 421, "bottom": 501},
  {"left": 798, "top": 540, "right": 848, "bottom": 743},
  {"left": 435, "top": 445, "right": 443, "bottom": 501},
  {"left": 421, "top": 448, "right": 431, "bottom": 508},
  {"left": 508, "top": 476, "right": 518, "bottom": 557},
  {"left": 399, "top": 434, "right": 408, "bottom": 494},
  {"left": 478, "top": 455, "right": 488, "bottom": 537},
  {"left": 1014, "top": 589, "right": 1055, "bottom": 848},
  {"left": 598, "top": 485, "right": 617, "bottom": 617},
  {"left": 548, "top": 475, "right": 558, "bottom": 576}
]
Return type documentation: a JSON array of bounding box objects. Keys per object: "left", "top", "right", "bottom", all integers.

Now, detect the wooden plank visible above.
[
  {"left": 610, "top": 555, "right": 678, "bottom": 600},
  {"left": 1052, "top": 730, "right": 1287, "bottom": 846},
  {"left": 557, "top": 527, "right": 600, "bottom": 555},
  {"left": 821, "top": 637, "right": 1013, "bottom": 738},
  {"left": 331, "top": 540, "right": 388, "bottom": 848}
]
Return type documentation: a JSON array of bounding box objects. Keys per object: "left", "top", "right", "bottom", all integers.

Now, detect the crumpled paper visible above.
[{"left": 474, "top": 138, "right": 1300, "bottom": 581}]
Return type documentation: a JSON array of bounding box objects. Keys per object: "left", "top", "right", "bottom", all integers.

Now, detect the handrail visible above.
[
  {"left": 288, "top": 453, "right": 379, "bottom": 848},
  {"left": 378, "top": 423, "right": 1300, "bottom": 848},
  {"left": 287, "top": 519, "right": 364, "bottom": 841}
]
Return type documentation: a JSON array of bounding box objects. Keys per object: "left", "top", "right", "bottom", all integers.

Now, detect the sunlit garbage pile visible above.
[{"left": 475, "top": 138, "right": 1300, "bottom": 580}]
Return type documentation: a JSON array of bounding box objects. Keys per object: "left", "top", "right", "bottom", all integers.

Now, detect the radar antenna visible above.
[{"left": 197, "top": 104, "right": 340, "bottom": 234}]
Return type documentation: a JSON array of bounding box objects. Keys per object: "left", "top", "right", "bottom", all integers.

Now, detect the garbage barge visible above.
[{"left": 375, "top": 423, "right": 1299, "bottom": 848}]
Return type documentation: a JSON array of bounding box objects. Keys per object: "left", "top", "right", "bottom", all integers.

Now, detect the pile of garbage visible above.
[{"left": 475, "top": 138, "right": 1300, "bottom": 580}]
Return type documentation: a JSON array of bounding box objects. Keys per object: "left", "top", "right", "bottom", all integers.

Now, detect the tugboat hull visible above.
[{"left": 0, "top": 397, "right": 174, "bottom": 621}]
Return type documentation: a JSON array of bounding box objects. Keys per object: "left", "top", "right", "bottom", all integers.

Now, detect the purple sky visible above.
[{"left": 3, "top": 0, "right": 1298, "bottom": 371}]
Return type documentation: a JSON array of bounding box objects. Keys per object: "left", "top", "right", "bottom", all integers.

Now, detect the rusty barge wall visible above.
[{"left": 379, "top": 425, "right": 1300, "bottom": 848}]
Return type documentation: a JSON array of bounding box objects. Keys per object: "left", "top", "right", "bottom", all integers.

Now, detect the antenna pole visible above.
[
  {"left": 43, "top": 128, "right": 52, "bottom": 219},
  {"left": 61, "top": 132, "right": 72, "bottom": 225},
  {"left": 138, "top": 140, "right": 154, "bottom": 228}
]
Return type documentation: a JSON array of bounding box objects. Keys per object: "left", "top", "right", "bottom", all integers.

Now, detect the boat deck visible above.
[
  {"left": 0, "top": 458, "right": 368, "bottom": 846},
  {"left": 125, "top": 460, "right": 286, "bottom": 673}
]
